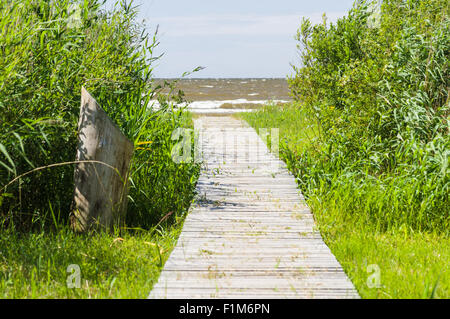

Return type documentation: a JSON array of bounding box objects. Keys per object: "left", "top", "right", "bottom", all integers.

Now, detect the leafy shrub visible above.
[
  {"left": 0, "top": 0, "right": 198, "bottom": 231},
  {"left": 287, "top": 0, "right": 449, "bottom": 232}
]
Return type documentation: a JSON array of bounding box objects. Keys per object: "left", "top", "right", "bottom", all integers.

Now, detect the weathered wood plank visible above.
[
  {"left": 150, "top": 288, "right": 358, "bottom": 299},
  {"left": 71, "top": 87, "right": 133, "bottom": 232}
]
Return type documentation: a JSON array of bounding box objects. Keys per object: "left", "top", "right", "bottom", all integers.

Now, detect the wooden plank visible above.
[
  {"left": 149, "top": 115, "right": 358, "bottom": 299},
  {"left": 71, "top": 87, "right": 133, "bottom": 232},
  {"left": 150, "top": 290, "right": 358, "bottom": 299}
]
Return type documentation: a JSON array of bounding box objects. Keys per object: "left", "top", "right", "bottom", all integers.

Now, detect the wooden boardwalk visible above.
[{"left": 149, "top": 116, "right": 359, "bottom": 299}]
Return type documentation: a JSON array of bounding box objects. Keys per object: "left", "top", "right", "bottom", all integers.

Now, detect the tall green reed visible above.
[
  {"left": 0, "top": 0, "right": 199, "bottom": 231},
  {"left": 286, "top": 0, "right": 449, "bottom": 232}
]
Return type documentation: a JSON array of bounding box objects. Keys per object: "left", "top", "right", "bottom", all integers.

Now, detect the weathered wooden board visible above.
[
  {"left": 71, "top": 87, "right": 133, "bottom": 232},
  {"left": 149, "top": 116, "right": 358, "bottom": 299}
]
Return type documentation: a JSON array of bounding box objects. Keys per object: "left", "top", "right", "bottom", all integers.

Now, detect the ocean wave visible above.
[{"left": 149, "top": 99, "right": 289, "bottom": 110}]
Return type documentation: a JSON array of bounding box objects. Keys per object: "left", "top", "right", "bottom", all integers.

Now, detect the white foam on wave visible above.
[{"left": 149, "top": 99, "right": 288, "bottom": 111}]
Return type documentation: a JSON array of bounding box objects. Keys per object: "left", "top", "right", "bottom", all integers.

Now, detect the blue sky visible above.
[{"left": 105, "top": 0, "right": 355, "bottom": 78}]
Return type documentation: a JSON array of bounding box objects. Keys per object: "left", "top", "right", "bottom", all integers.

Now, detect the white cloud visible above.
[{"left": 150, "top": 12, "right": 347, "bottom": 37}]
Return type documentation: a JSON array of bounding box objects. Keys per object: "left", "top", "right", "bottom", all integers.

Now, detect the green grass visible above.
[
  {"left": 240, "top": 103, "right": 449, "bottom": 299},
  {"left": 320, "top": 225, "right": 449, "bottom": 299},
  {"left": 236, "top": 102, "right": 317, "bottom": 154},
  {"left": 0, "top": 221, "right": 184, "bottom": 298}
]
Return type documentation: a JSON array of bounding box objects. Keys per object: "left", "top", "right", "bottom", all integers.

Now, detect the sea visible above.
[{"left": 151, "top": 78, "right": 292, "bottom": 114}]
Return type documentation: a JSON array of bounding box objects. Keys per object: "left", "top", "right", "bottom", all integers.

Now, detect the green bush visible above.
[
  {"left": 287, "top": 0, "right": 449, "bottom": 232},
  {"left": 0, "top": 0, "right": 198, "bottom": 231}
]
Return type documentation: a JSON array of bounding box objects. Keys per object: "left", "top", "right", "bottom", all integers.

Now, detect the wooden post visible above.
[{"left": 70, "top": 87, "right": 134, "bottom": 232}]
